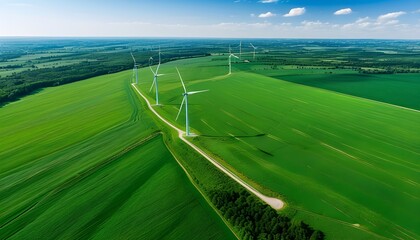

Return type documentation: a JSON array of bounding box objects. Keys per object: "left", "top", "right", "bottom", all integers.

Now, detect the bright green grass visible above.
[
  {"left": 0, "top": 71, "right": 235, "bottom": 239},
  {"left": 237, "top": 63, "right": 420, "bottom": 110},
  {"left": 137, "top": 55, "right": 420, "bottom": 240}
]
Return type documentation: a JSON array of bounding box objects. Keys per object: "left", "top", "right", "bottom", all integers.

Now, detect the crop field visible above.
[
  {"left": 235, "top": 63, "right": 420, "bottom": 110},
  {"left": 137, "top": 55, "right": 420, "bottom": 239},
  {"left": 0, "top": 71, "right": 235, "bottom": 239},
  {"left": 1, "top": 38, "right": 419, "bottom": 239}
]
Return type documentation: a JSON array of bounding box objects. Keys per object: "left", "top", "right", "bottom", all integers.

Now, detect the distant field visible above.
[
  {"left": 137, "top": 56, "right": 420, "bottom": 240},
  {"left": 0, "top": 71, "right": 235, "bottom": 239},
  {"left": 279, "top": 72, "right": 420, "bottom": 110},
  {"left": 0, "top": 53, "right": 82, "bottom": 77},
  {"left": 235, "top": 62, "right": 420, "bottom": 111}
]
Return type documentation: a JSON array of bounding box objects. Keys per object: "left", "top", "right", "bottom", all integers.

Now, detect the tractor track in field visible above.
[{"left": 131, "top": 83, "right": 285, "bottom": 210}]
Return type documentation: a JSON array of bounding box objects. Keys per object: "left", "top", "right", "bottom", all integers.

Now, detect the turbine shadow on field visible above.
[
  {"left": 200, "top": 133, "right": 266, "bottom": 138},
  {"left": 162, "top": 103, "right": 201, "bottom": 106}
]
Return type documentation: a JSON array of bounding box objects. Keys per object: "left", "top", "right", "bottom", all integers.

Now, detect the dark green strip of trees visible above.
[{"left": 211, "top": 190, "right": 324, "bottom": 240}]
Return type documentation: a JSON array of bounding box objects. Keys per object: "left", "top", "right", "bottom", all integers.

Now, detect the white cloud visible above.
[
  {"left": 8, "top": 3, "right": 32, "bottom": 7},
  {"left": 284, "top": 8, "right": 305, "bottom": 17},
  {"left": 300, "top": 20, "right": 331, "bottom": 30},
  {"left": 413, "top": 9, "right": 420, "bottom": 13},
  {"left": 259, "top": 12, "right": 276, "bottom": 18},
  {"left": 342, "top": 11, "right": 406, "bottom": 30},
  {"left": 341, "top": 11, "right": 407, "bottom": 31},
  {"left": 356, "top": 17, "right": 370, "bottom": 23},
  {"left": 259, "top": 0, "right": 278, "bottom": 3},
  {"left": 249, "top": 22, "right": 273, "bottom": 28},
  {"left": 334, "top": 8, "right": 352, "bottom": 15},
  {"left": 3, "top": 18, "right": 419, "bottom": 39},
  {"left": 383, "top": 20, "right": 399, "bottom": 25},
  {"left": 377, "top": 11, "right": 406, "bottom": 24},
  {"left": 301, "top": 20, "right": 325, "bottom": 27}
]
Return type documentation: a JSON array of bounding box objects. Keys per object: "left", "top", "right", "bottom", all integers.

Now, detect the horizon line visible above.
[{"left": 0, "top": 36, "right": 419, "bottom": 41}]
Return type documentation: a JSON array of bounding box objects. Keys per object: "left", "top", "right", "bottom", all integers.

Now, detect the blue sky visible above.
[{"left": 0, "top": 0, "right": 419, "bottom": 38}]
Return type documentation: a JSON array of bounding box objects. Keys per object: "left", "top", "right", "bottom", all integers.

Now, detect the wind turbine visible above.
[
  {"left": 175, "top": 68, "right": 209, "bottom": 136},
  {"left": 131, "top": 52, "right": 139, "bottom": 84},
  {"left": 228, "top": 53, "right": 239, "bottom": 75},
  {"left": 149, "top": 47, "right": 163, "bottom": 105},
  {"left": 250, "top": 43, "right": 257, "bottom": 60}
]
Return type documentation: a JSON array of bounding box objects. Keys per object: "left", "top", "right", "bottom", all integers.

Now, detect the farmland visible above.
[
  {"left": 0, "top": 71, "right": 235, "bottom": 239},
  {"left": 237, "top": 63, "right": 420, "bottom": 110},
  {"left": 136, "top": 55, "right": 420, "bottom": 239},
  {"left": 1, "top": 38, "right": 420, "bottom": 239},
  {"left": 0, "top": 38, "right": 210, "bottom": 105},
  {"left": 2, "top": 38, "right": 420, "bottom": 109}
]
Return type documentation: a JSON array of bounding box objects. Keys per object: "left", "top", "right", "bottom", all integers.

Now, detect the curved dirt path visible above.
[{"left": 131, "top": 83, "right": 284, "bottom": 210}]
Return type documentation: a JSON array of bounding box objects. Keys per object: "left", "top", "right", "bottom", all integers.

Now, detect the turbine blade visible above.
[
  {"left": 188, "top": 90, "right": 209, "bottom": 95},
  {"left": 149, "top": 78, "right": 155, "bottom": 92},
  {"left": 149, "top": 66, "right": 156, "bottom": 75},
  {"left": 176, "top": 97, "right": 186, "bottom": 121},
  {"left": 231, "top": 54, "right": 239, "bottom": 59},
  {"left": 157, "top": 74, "right": 165, "bottom": 77},
  {"left": 156, "top": 63, "right": 161, "bottom": 73},
  {"left": 176, "top": 67, "right": 187, "bottom": 93}
]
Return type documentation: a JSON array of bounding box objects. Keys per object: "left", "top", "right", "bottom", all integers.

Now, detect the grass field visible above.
[
  {"left": 231, "top": 60, "right": 420, "bottom": 111},
  {"left": 250, "top": 65, "right": 420, "bottom": 111},
  {"left": 137, "top": 55, "right": 420, "bottom": 240},
  {"left": 0, "top": 71, "right": 235, "bottom": 239}
]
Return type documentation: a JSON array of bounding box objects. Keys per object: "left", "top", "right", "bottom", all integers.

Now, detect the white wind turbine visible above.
[
  {"left": 250, "top": 43, "right": 257, "bottom": 60},
  {"left": 149, "top": 48, "right": 164, "bottom": 105},
  {"left": 131, "top": 52, "right": 139, "bottom": 84},
  {"left": 228, "top": 53, "right": 239, "bottom": 75},
  {"left": 175, "top": 67, "right": 209, "bottom": 136}
]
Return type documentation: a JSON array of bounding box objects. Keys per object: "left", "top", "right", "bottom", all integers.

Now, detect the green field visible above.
[
  {"left": 0, "top": 71, "right": 235, "bottom": 239},
  {"left": 137, "top": 56, "right": 420, "bottom": 239},
  {"left": 230, "top": 60, "right": 420, "bottom": 111},
  {"left": 1, "top": 44, "right": 419, "bottom": 239},
  {"left": 249, "top": 65, "right": 420, "bottom": 111}
]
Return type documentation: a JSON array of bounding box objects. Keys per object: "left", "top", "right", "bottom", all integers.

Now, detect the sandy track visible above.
[{"left": 131, "top": 83, "right": 284, "bottom": 210}]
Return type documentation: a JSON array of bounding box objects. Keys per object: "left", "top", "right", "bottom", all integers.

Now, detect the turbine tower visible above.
[
  {"left": 175, "top": 68, "right": 209, "bottom": 136},
  {"left": 131, "top": 52, "right": 139, "bottom": 84},
  {"left": 149, "top": 48, "right": 163, "bottom": 105},
  {"left": 250, "top": 43, "right": 257, "bottom": 60},
  {"left": 228, "top": 53, "right": 239, "bottom": 75}
]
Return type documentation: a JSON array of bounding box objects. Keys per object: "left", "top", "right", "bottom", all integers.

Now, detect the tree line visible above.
[{"left": 210, "top": 190, "right": 324, "bottom": 240}]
